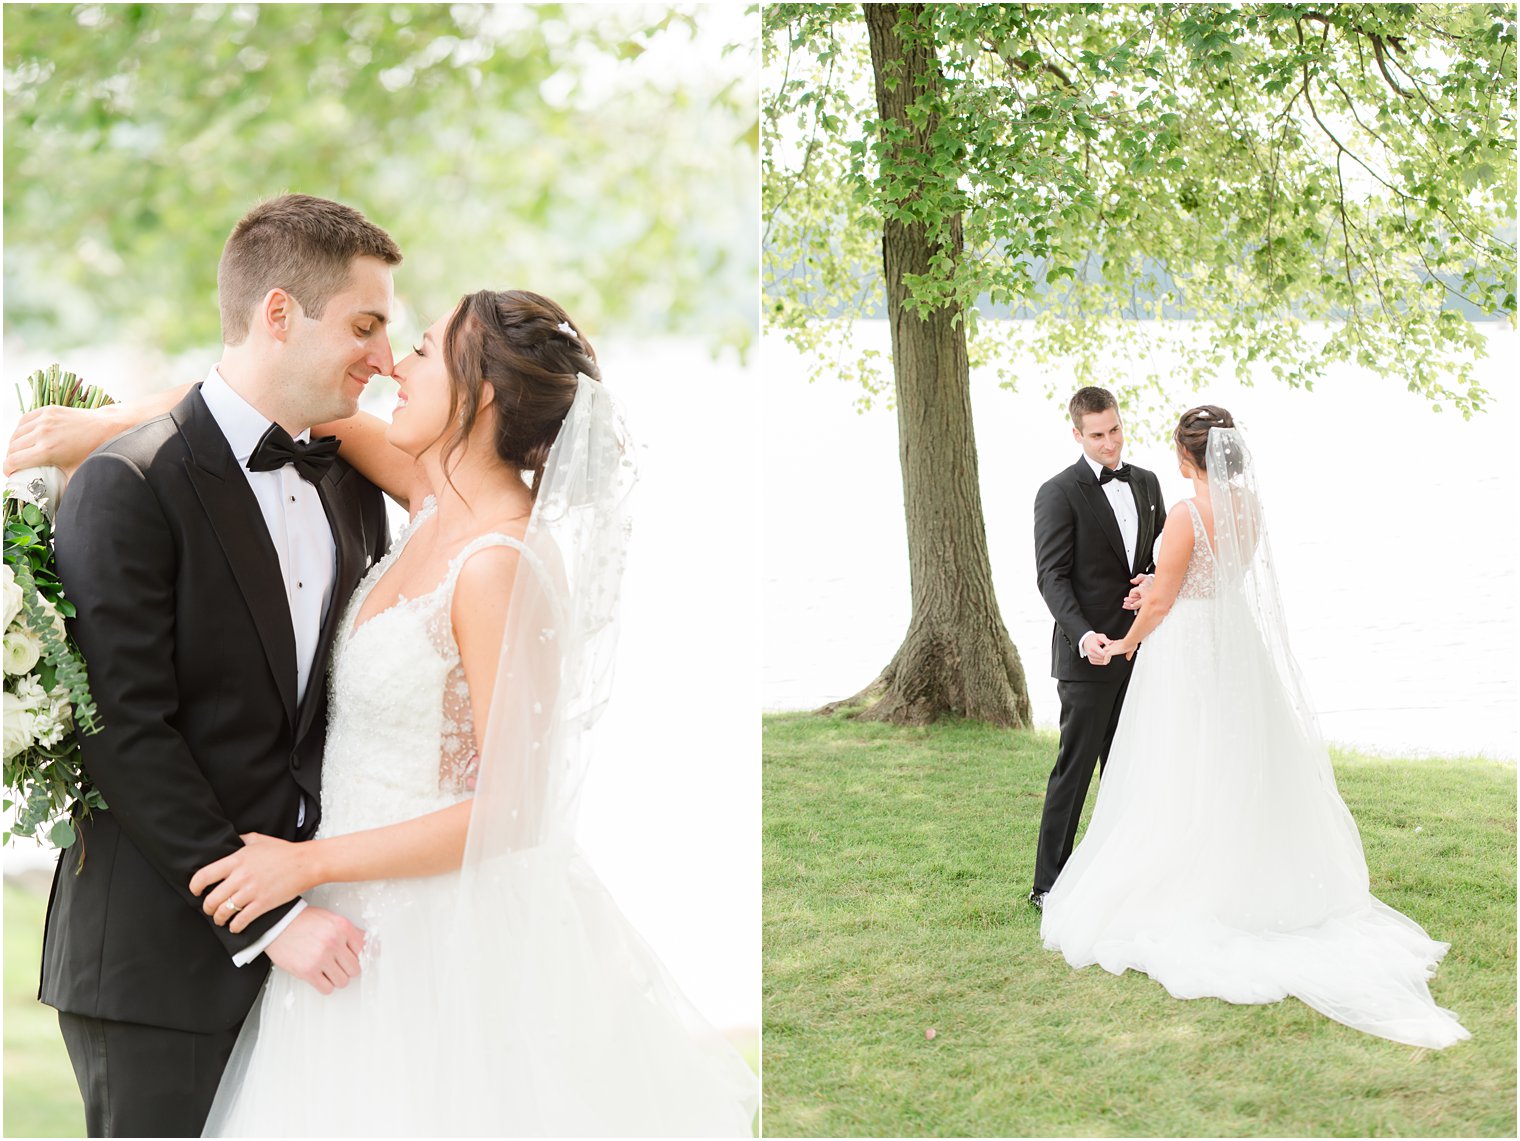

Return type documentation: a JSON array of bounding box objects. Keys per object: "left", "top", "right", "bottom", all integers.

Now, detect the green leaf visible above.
[{"left": 49, "top": 817, "right": 77, "bottom": 848}]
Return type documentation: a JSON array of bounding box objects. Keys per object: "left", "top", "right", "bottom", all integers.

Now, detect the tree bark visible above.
[{"left": 827, "top": 3, "right": 1031, "bottom": 727}]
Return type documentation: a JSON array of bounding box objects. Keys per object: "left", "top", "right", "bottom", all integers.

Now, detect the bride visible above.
[
  {"left": 1040, "top": 404, "right": 1469, "bottom": 1050},
  {"left": 202, "top": 289, "right": 755, "bottom": 1135},
  {"left": 17, "top": 289, "right": 758, "bottom": 1135}
]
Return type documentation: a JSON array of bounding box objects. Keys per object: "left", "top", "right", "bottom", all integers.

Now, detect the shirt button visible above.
[
  {"left": 297, "top": 582, "right": 304, "bottom": 589},
  {"left": 289, "top": 495, "right": 296, "bottom": 503}
]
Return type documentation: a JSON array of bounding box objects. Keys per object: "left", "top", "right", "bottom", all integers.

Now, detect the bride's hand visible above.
[
  {"left": 3, "top": 404, "right": 127, "bottom": 477},
  {"left": 1110, "top": 636, "right": 1137, "bottom": 661},
  {"left": 1122, "top": 573, "right": 1153, "bottom": 611},
  {"left": 190, "top": 833, "right": 317, "bottom": 935}
]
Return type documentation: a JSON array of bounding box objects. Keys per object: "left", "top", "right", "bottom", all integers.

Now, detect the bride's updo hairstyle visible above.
[
  {"left": 1174, "top": 404, "right": 1244, "bottom": 477},
  {"left": 439, "top": 289, "right": 600, "bottom": 495}
]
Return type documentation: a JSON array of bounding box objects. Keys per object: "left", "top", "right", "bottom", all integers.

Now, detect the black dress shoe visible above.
[{"left": 1028, "top": 890, "right": 1047, "bottom": 909}]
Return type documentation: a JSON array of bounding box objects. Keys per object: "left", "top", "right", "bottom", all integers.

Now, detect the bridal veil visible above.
[
  {"left": 1042, "top": 423, "right": 1468, "bottom": 1051},
  {"left": 439, "top": 376, "right": 757, "bottom": 1134}
]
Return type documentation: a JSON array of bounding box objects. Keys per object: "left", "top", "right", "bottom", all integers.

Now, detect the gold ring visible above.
[{"left": 223, "top": 899, "right": 242, "bottom": 913}]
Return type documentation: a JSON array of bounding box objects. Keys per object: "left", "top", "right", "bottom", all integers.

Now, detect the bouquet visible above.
[{"left": 4, "top": 364, "right": 112, "bottom": 849}]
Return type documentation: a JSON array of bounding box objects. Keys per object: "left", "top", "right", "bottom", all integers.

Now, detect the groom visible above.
[
  {"left": 40, "top": 194, "right": 398, "bottom": 1136},
  {"left": 1029, "top": 386, "right": 1165, "bottom": 907}
]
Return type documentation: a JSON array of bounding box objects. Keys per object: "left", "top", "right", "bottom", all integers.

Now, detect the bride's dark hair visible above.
[
  {"left": 1174, "top": 405, "right": 1242, "bottom": 475},
  {"left": 438, "top": 289, "right": 600, "bottom": 495}
]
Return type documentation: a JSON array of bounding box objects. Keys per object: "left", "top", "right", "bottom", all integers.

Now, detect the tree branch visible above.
[
  {"left": 1369, "top": 33, "right": 1413, "bottom": 98},
  {"left": 762, "top": 19, "right": 840, "bottom": 248},
  {"left": 1297, "top": 9, "right": 1413, "bottom": 98}
]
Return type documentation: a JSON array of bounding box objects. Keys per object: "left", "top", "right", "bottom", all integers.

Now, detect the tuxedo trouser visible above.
[
  {"left": 57, "top": 1011, "right": 241, "bottom": 1138},
  {"left": 1032, "top": 674, "right": 1133, "bottom": 893}
]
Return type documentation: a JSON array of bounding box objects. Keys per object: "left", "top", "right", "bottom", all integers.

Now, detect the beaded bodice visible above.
[
  {"left": 317, "top": 498, "right": 525, "bottom": 840},
  {"left": 1154, "top": 498, "right": 1216, "bottom": 601}
]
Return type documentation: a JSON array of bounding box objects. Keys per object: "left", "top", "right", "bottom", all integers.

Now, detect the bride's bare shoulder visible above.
[
  {"left": 455, "top": 542, "right": 521, "bottom": 589},
  {"left": 1162, "top": 500, "right": 1195, "bottom": 527},
  {"left": 1156, "top": 501, "right": 1197, "bottom": 558},
  {"left": 449, "top": 542, "right": 523, "bottom": 649}
]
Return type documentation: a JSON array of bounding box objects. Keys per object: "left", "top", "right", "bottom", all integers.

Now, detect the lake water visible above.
[
  {"left": 1, "top": 335, "right": 761, "bottom": 1032},
  {"left": 763, "top": 321, "right": 1518, "bottom": 762}
]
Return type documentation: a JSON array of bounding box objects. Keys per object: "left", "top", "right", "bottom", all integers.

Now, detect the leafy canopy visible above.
[
  {"left": 764, "top": 3, "right": 1516, "bottom": 424},
  {"left": 5, "top": 3, "right": 758, "bottom": 356}
]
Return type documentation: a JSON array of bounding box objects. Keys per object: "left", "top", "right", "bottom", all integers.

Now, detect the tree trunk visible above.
[{"left": 824, "top": 4, "right": 1031, "bottom": 727}]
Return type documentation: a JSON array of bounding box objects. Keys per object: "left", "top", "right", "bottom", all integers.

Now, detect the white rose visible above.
[
  {"left": 2, "top": 564, "right": 21, "bottom": 632},
  {"left": 3, "top": 627, "right": 42, "bottom": 676},
  {"left": 2, "top": 691, "right": 35, "bottom": 760}
]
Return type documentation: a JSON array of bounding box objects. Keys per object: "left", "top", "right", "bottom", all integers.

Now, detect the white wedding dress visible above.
[
  {"left": 1041, "top": 437, "right": 1468, "bottom": 1050},
  {"left": 203, "top": 493, "right": 757, "bottom": 1136}
]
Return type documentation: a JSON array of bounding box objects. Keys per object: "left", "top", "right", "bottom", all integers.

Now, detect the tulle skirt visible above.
[
  {"left": 1040, "top": 597, "right": 1469, "bottom": 1049},
  {"left": 203, "top": 847, "right": 757, "bottom": 1136}
]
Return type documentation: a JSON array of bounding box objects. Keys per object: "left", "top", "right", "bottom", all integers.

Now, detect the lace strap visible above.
[
  {"left": 440, "top": 532, "right": 531, "bottom": 601},
  {"left": 372, "top": 494, "right": 437, "bottom": 579},
  {"left": 346, "top": 496, "right": 437, "bottom": 619},
  {"left": 399, "top": 495, "right": 438, "bottom": 540},
  {"left": 1184, "top": 498, "right": 1215, "bottom": 555},
  {"left": 1183, "top": 497, "right": 1203, "bottom": 534}
]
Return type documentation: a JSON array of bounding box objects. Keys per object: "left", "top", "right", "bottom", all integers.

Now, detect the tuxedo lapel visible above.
[
  {"left": 1130, "top": 473, "right": 1156, "bottom": 576},
  {"left": 1073, "top": 460, "right": 1129, "bottom": 569},
  {"left": 295, "top": 464, "right": 363, "bottom": 745},
  {"left": 174, "top": 389, "right": 299, "bottom": 729}
]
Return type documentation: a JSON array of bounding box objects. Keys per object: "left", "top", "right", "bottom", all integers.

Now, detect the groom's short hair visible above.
[
  {"left": 1069, "top": 386, "right": 1118, "bottom": 429},
  {"left": 217, "top": 194, "right": 402, "bottom": 345}
]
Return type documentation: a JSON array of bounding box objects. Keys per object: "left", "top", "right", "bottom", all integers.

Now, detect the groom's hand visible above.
[
  {"left": 1081, "top": 632, "right": 1113, "bottom": 666},
  {"left": 265, "top": 907, "right": 366, "bottom": 996}
]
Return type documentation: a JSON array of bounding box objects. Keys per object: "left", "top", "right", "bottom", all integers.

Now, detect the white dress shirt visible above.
[
  {"left": 1078, "top": 454, "right": 1140, "bottom": 659},
  {"left": 1084, "top": 454, "right": 1139, "bottom": 569},
  {"left": 199, "top": 366, "right": 337, "bottom": 964}
]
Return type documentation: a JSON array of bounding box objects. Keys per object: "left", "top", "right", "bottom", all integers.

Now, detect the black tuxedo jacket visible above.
[
  {"left": 1033, "top": 457, "right": 1166, "bottom": 683},
  {"left": 39, "top": 385, "right": 389, "bottom": 1033}
]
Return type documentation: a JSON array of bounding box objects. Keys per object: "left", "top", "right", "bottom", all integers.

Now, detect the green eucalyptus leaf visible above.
[{"left": 48, "top": 817, "right": 77, "bottom": 848}]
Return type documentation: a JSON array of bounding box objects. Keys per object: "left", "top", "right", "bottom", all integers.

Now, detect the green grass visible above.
[
  {"left": 762, "top": 713, "right": 1517, "bottom": 1138},
  {"left": 5, "top": 880, "right": 84, "bottom": 1138}
]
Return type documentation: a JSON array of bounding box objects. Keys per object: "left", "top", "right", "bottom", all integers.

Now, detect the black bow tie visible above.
[
  {"left": 1098, "top": 464, "right": 1133, "bottom": 485},
  {"left": 246, "top": 424, "right": 341, "bottom": 484}
]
